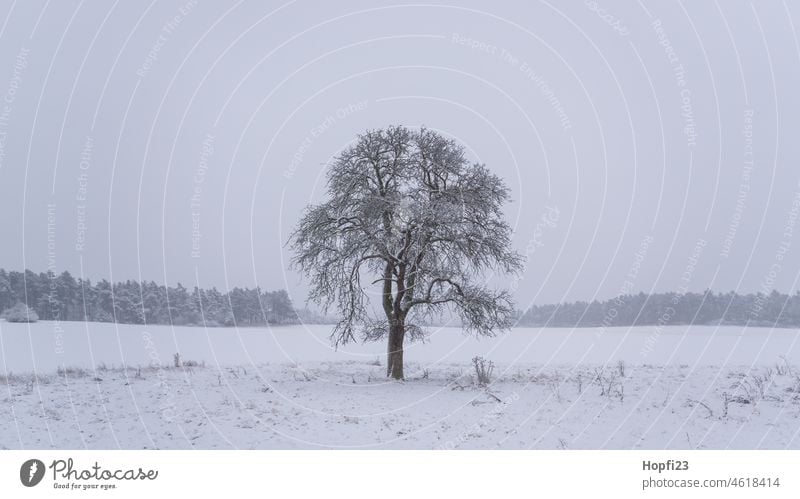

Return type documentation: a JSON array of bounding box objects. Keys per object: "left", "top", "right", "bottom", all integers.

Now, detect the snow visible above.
[{"left": 1, "top": 321, "right": 800, "bottom": 449}]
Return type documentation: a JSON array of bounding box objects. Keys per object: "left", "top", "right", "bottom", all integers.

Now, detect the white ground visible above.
[{"left": 1, "top": 321, "right": 800, "bottom": 449}]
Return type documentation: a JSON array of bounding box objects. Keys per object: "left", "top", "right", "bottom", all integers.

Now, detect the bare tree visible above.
[{"left": 291, "top": 126, "right": 523, "bottom": 379}]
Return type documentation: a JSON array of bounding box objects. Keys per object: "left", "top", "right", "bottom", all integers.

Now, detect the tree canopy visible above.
[{"left": 291, "top": 126, "right": 523, "bottom": 378}]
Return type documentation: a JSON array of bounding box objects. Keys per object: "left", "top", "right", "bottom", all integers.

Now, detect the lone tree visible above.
[{"left": 291, "top": 126, "right": 523, "bottom": 379}]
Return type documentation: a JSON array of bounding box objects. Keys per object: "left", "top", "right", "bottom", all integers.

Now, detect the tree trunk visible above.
[{"left": 386, "top": 322, "right": 405, "bottom": 379}]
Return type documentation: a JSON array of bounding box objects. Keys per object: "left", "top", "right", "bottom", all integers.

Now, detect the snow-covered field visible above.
[{"left": 1, "top": 321, "right": 800, "bottom": 449}]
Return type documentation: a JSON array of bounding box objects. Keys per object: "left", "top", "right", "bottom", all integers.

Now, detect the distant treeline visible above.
[
  {"left": 517, "top": 291, "right": 800, "bottom": 328},
  {"left": 0, "top": 268, "right": 306, "bottom": 326},
  {"left": 5, "top": 268, "right": 798, "bottom": 329}
]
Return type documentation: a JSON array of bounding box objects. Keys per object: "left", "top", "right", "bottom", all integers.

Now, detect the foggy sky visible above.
[{"left": 1, "top": 0, "right": 799, "bottom": 311}]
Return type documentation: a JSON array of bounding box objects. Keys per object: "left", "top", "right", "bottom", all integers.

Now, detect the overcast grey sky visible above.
[{"left": 1, "top": 0, "right": 799, "bottom": 310}]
